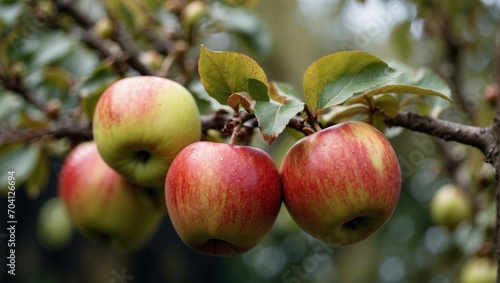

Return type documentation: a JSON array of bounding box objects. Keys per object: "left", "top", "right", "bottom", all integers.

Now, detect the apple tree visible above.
[{"left": 1, "top": 0, "right": 500, "bottom": 282}]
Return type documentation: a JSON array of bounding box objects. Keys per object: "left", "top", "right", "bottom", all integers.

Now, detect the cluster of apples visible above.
[{"left": 58, "top": 76, "right": 402, "bottom": 255}]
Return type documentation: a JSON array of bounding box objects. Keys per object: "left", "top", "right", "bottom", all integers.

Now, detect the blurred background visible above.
[{"left": 1, "top": 0, "right": 499, "bottom": 282}]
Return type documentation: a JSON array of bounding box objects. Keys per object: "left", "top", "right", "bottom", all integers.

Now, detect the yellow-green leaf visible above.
[
  {"left": 303, "top": 51, "right": 400, "bottom": 114},
  {"left": 198, "top": 45, "right": 268, "bottom": 105}
]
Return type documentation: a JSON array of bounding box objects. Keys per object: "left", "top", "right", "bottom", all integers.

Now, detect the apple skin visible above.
[
  {"left": 280, "top": 121, "right": 401, "bottom": 246},
  {"left": 459, "top": 257, "right": 497, "bottom": 283},
  {"left": 165, "top": 141, "right": 282, "bottom": 256},
  {"left": 58, "top": 142, "right": 164, "bottom": 252},
  {"left": 93, "top": 76, "right": 201, "bottom": 188},
  {"left": 430, "top": 184, "right": 472, "bottom": 228}
]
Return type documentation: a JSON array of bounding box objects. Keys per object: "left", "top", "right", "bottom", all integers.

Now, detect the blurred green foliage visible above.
[{"left": 0, "top": 0, "right": 499, "bottom": 282}]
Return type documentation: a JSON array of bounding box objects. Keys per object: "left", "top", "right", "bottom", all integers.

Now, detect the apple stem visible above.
[
  {"left": 304, "top": 105, "right": 322, "bottom": 133},
  {"left": 229, "top": 118, "right": 242, "bottom": 145}
]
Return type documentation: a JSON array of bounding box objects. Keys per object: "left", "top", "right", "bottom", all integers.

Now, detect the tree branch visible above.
[
  {"left": 385, "top": 112, "right": 491, "bottom": 154},
  {"left": 0, "top": 72, "right": 47, "bottom": 112},
  {"left": 491, "top": 37, "right": 500, "bottom": 277},
  {"left": 110, "top": 23, "right": 156, "bottom": 76},
  {"left": 0, "top": 117, "right": 92, "bottom": 144},
  {"left": 54, "top": 0, "right": 156, "bottom": 76}
]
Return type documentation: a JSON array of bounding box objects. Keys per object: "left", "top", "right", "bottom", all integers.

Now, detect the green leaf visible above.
[
  {"left": 0, "top": 92, "right": 23, "bottom": 122},
  {"left": 269, "top": 81, "right": 301, "bottom": 101},
  {"left": 77, "top": 64, "right": 118, "bottom": 120},
  {"left": 247, "top": 78, "right": 269, "bottom": 101},
  {"left": 188, "top": 79, "right": 221, "bottom": 115},
  {"left": 106, "top": 0, "right": 144, "bottom": 31},
  {"left": 213, "top": 5, "right": 272, "bottom": 57},
  {"left": 0, "top": 143, "right": 40, "bottom": 193},
  {"left": 373, "top": 94, "right": 400, "bottom": 118},
  {"left": 254, "top": 83, "right": 304, "bottom": 144},
  {"left": 391, "top": 64, "right": 453, "bottom": 117},
  {"left": 352, "top": 82, "right": 452, "bottom": 104},
  {"left": 25, "top": 153, "right": 50, "bottom": 199},
  {"left": 303, "top": 51, "right": 401, "bottom": 114},
  {"left": 198, "top": 45, "right": 268, "bottom": 105},
  {"left": 32, "top": 32, "right": 74, "bottom": 67},
  {"left": 320, "top": 103, "right": 370, "bottom": 126},
  {"left": 0, "top": 1, "right": 24, "bottom": 28}
]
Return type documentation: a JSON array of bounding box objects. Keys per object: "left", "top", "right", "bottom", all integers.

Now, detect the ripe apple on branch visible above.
[{"left": 2, "top": 1, "right": 500, "bottom": 281}]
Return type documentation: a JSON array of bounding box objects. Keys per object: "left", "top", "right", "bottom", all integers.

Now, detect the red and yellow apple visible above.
[
  {"left": 93, "top": 76, "right": 201, "bottom": 187},
  {"left": 281, "top": 121, "right": 401, "bottom": 246},
  {"left": 58, "top": 142, "right": 164, "bottom": 252},
  {"left": 165, "top": 141, "right": 282, "bottom": 256}
]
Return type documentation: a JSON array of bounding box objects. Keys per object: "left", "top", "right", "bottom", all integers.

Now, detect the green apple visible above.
[
  {"left": 182, "top": 1, "right": 207, "bottom": 27},
  {"left": 459, "top": 257, "right": 497, "bottom": 283},
  {"left": 280, "top": 121, "right": 401, "bottom": 246},
  {"left": 37, "top": 197, "right": 74, "bottom": 251},
  {"left": 94, "top": 18, "right": 114, "bottom": 40},
  {"left": 430, "top": 184, "right": 473, "bottom": 228},
  {"left": 165, "top": 141, "right": 282, "bottom": 256},
  {"left": 58, "top": 142, "right": 164, "bottom": 252},
  {"left": 93, "top": 76, "right": 201, "bottom": 187}
]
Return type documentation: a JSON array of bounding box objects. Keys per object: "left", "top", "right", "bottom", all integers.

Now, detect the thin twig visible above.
[
  {"left": 0, "top": 72, "right": 46, "bottom": 112},
  {"left": 54, "top": 0, "right": 156, "bottom": 76},
  {"left": 0, "top": 117, "right": 92, "bottom": 144}
]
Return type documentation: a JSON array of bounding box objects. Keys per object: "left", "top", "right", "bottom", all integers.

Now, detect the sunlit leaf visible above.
[
  {"left": 198, "top": 45, "right": 268, "bottom": 105},
  {"left": 303, "top": 51, "right": 400, "bottom": 114}
]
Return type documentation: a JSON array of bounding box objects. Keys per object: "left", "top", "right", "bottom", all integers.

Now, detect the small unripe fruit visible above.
[
  {"left": 37, "top": 197, "right": 74, "bottom": 251},
  {"left": 94, "top": 18, "right": 114, "bottom": 40},
  {"left": 182, "top": 1, "right": 206, "bottom": 27},
  {"left": 459, "top": 257, "right": 497, "bottom": 283},
  {"left": 430, "top": 184, "right": 472, "bottom": 228}
]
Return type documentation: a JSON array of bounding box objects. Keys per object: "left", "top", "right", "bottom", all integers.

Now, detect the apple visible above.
[
  {"left": 37, "top": 197, "right": 74, "bottom": 251},
  {"left": 165, "top": 141, "right": 282, "bottom": 256},
  {"left": 459, "top": 257, "right": 497, "bottom": 283},
  {"left": 93, "top": 76, "right": 201, "bottom": 187},
  {"left": 280, "top": 121, "right": 401, "bottom": 246},
  {"left": 182, "top": 1, "right": 207, "bottom": 28},
  {"left": 94, "top": 18, "right": 114, "bottom": 40},
  {"left": 58, "top": 141, "right": 164, "bottom": 252},
  {"left": 430, "top": 184, "right": 472, "bottom": 228}
]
